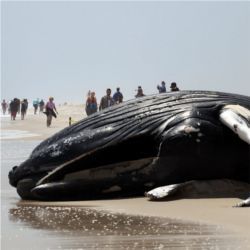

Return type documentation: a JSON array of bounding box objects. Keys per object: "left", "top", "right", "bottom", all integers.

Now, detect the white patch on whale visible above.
[
  {"left": 220, "top": 105, "right": 250, "bottom": 144},
  {"left": 145, "top": 183, "right": 181, "bottom": 199},
  {"left": 184, "top": 126, "right": 200, "bottom": 134},
  {"left": 234, "top": 197, "right": 250, "bottom": 207},
  {"left": 47, "top": 144, "right": 63, "bottom": 157},
  {"left": 146, "top": 179, "right": 250, "bottom": 201}
]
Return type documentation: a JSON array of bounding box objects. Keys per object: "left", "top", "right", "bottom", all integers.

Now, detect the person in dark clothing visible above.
[
  {"left": 10, "top": 98, "right": 20, "bottom": 120},
  {"left": 113, "top": 87, "right": 123, "bottom": 104},
  {"left": 39, "top": 99, "right": 45, "bottom": 113},
  {"left": 21, "top": 99, "right": 28, "bottom": 120},
  {"left": 170, "top": 82, "right": 180, "bottom": 92},
  {"left": 99, "top": 88, "right": 115, "bottom": 111},
  {"left": 135, "top": 86, "right": 145, "bottom": 98}
]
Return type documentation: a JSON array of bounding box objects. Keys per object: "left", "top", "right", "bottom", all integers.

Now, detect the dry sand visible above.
[
  {"left": 2, "top": 104, "right": 250, "bottom": 238},
  {"left": 1, "top": 104, "right": 84, "bottom": 140}
]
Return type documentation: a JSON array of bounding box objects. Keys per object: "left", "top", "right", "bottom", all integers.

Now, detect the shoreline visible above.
[{"left": 1, "top": 105, "right": 250, "bottom": 239}]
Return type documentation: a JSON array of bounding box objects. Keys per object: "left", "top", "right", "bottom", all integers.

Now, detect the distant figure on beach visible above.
[
  {"left": 135, "top": 86, "right": 145, "bottom": 98},
  {"left": 85, "top": 92, "right": 97, "bottom": 116},
  {"left": 10, "top": 98, "right": 20, "bottom": 120},
  {"left": 157, "top": 81, "right": 166, "bottom": 93},
  {"left": 16, "top": 98, "right": 21, "bottom": 114},
  {"left": 1, "top": 99, "right": 8, "bottom": 115},
  {"left": 44, "top": 97, "right": 58, "bottom": 127},
  {"left": 21, "top": 99, "right": 28, "bottom": 120},
  {"left": 39, "top": 99, "right": 45, "bottom": 113},
  {"left": 8, "top": 100, "right": 11, "bottom": 114},
  {"left": 170, "top": 82, "right": 180, "bottom": 92},
  {"left": 99, "top": 88, "right": 115, "bottom": 111},
  {"left": 33, "top": 98, "right": 39, "bottom": 114},
  {"left": 113, "top": 87, "right": 123, "bottom": 104}
]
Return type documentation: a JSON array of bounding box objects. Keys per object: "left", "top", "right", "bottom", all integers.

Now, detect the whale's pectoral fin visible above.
[
  {"left": 220, "top": 105, "right": 250, "bottom": 144},
  {"left": 145, "top": 179, "right": 250, "bottom": 201},
  {"left": 145, "top": 182, "right": 188, "bottom": 200},
  {"left": 233, "top": 196, "right": 250, "bottom": 207}
]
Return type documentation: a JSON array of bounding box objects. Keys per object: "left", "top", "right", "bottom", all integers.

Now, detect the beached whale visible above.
[{"left": 8, "top": 91, "right": 250, "bottom": 205}]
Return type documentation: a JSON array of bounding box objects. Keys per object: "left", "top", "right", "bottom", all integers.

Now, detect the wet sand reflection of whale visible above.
[
  {"left": 8, "top": 91, "right": 250, "bottom": 203},
  {"left": 8, "top": 206, "right": 249, "bottom": 249}
]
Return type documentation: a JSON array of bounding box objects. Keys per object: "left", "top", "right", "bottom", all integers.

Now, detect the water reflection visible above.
[{"left": 8, "top": 205, "right": 249, "bottom": 249}]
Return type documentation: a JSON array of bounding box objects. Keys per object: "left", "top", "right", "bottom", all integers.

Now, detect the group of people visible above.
[
  {"left": 85, "top": 87, "right": 124, "bottom": 116},
  {"left": 85, "top": 81, "right": 180, "bottom": 116},
  {"left": 2, "top": 81, "right": 180, "bottom": 125},
  {"left": 157, "top": 81, "right": 180, "bottom": 93},
  {"left": 1, "top": 98, "right": 29, "bottom": 120},
  {"left": 1, "top": 97, "right": 58, "bottom": 127},
  {"left": 32, "top": 99, "right": 45, "bottom": 114}
]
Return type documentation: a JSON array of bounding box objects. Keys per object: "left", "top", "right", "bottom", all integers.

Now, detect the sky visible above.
[{"left": 1, "top": 1, "right": 250, "bottom": 104}]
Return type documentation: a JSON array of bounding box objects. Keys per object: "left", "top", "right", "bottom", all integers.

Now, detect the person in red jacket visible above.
[{"left": 85, "top": 92, "right": 97, "bottom": 116}]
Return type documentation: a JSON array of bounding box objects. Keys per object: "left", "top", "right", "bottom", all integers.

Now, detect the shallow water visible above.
[{"left": 1, "top": 140, "right": 249, "bottom": 249}]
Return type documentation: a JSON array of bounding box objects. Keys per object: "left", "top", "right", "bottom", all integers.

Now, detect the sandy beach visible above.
[{"left": 1, "top": 104, "right": 250, "bottom": 247}]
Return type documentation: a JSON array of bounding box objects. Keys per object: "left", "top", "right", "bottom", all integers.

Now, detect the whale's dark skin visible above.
[{"left": 8, "top": 91, "right": 250, "bottom": 201}]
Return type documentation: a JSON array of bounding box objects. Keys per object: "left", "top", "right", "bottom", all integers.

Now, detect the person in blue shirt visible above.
[
  {"left": 113, "top": 87, "right": 123, "bottom": 104},
  {"left": 157, "top": 81, "right": 166, "bottom": 93},
  {"left": 33, "top": 98, "right": 39, "bottom": 114}
]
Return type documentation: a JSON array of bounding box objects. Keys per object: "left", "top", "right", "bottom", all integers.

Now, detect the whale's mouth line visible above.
[
  {"left": 13, "top": 134, "right": 159, "bottom": 190},
  {"left": 15, "top": 157, "right": 158, "bottom": 200},
  {"left": 63, "top": 157, "right": 157, "bottom": 183},
  {"left": 32, "top": 157, "right": 158, "bottom": 198}
]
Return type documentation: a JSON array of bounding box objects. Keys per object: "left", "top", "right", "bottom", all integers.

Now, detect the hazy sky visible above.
[{"left": 1, "top": 1, "right": 250, "bottom": 104}]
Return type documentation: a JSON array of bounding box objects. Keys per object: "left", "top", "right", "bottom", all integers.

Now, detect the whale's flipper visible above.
[
  {"left": 220, "top": 105, "right": 250, "bottom": 144},
  {"left": 145, "top": 183, "right": 184, "bottom": 200},
  {"left": 234, "top": 196, "right": 250, "bottom": 207},
  {"left": 145, "top": 179, "right": 250, "bottom": 201}
]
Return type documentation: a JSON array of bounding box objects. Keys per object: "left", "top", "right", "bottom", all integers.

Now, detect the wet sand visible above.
[
  {"left": 7, "top": 205, "right": 248, "bottom": 249},
  {"left": 1, "top": 105, "right": 250, "bottom": 249}
]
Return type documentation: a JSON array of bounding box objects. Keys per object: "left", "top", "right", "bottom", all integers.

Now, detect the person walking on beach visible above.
[
  {"left": 99, "top": 88, "right": 115, "bottom": 111},
  {"left": 21, "top": 99, "right": 28, "bottom": 120},
  {"left": 135, "top": 86, "right": 145, "bottom": 98},
  {"left": 157, "top": 81, "right": 166, "bottom": 93},
  {"left": 113, "top": 87, "right": 123, "bottom": 104},
  {"left": 85, "top": 91, "right": 97, "bottom": 116},
  {"left": 33, "top": 98, "right": 39, "bottom": 114},
  {"left": 39, "top": 99, "right": 45, "bottom": 113},
  {"left": 44, "top": 97, "right": 58, "bottom": 127},
  {"left": 10, "top": 98, "right": 20, "bottom": 120},
  {"left": 170, "top": 82, "right": 180, "bottom": 92},
  {"left": 1, "top": 99, "right": 8, "bottom": 115}
]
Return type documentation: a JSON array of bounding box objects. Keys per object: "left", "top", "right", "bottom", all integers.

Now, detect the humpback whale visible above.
[{"left": 8, "top": 91, "right": 250, "bottom": 205}]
